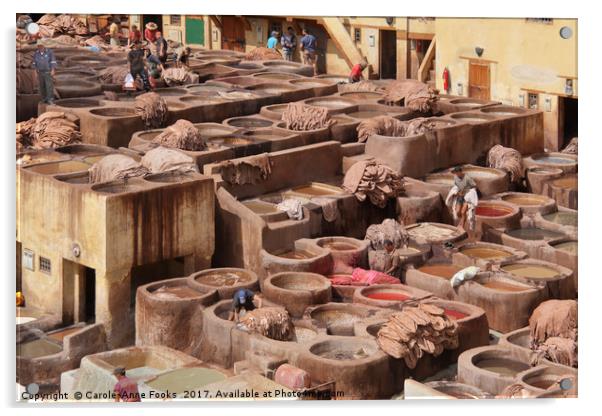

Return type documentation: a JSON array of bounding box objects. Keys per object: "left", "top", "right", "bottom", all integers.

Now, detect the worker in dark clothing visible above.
[
  {"left": 32, "top": 39, "right": 57, "bottom": 104},
  {"left": 229, "top": 289, "right": 262, "bottom": 322},
  {"left": 155, "top": 31, "right": 168, "bottom": 64},
  {"left": 127, "top": 41, "right": 151, "bottom": 92}
]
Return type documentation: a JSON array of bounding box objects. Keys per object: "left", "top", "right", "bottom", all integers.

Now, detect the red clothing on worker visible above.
[
  {"left": 114, "top": 377, "right": 141, "bottom": 402},
  {"left": 129, "top": 29, "right": 142, "bottom": 44},
  {"left": 144, "top": 28, "right": 157, "bottom": 43},
  {"left": 349, "top": 64, "right": 363, "bottom": 82}
]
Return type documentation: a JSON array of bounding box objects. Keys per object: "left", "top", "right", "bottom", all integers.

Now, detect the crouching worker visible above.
[
  {"left": 229, "top": 289, "right": 263, "bottom": 322},
  {"left": 113, "top": 367, "right": 141, "bottom": 402},
  {"left": 446, "top": 166, "right": 479, "bottom": 233},
  {"left": 348, "top": 58, "right": 368, "bottom": 83}
]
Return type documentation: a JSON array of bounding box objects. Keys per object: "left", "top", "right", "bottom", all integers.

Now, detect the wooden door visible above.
[
  {"left": 379, "top": 30, "right": 397, "bottom": 79},
  {"left": 221, "top": 16, "right": 245, "bottom": 52},
  {"left": 468, "top": 61, "right": 490, "bottom": 100}
]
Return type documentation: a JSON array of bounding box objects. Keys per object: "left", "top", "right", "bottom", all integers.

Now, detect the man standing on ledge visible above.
[
  {"left": 32, "top": 39, "right": 57, "bottom": 105},
  {"left": 300, "top": 28, "right": 318, "bottom": 76},
  {"left": 113, "top": 367, "right": 141, "bottom": 402}
]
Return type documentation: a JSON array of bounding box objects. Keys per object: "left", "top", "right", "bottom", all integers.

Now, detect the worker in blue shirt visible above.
[
  {"left": 32, "top": 39, "right": 57, "bottom": 104},
  {"left": 300, "top": 28, "right": 318, "bottom": 76},
  {"left": 267, "top": 31, "right": 279, "bottom": 49},
  {"left": 230, "top": 289, "right": 263, "bottom": 321}
]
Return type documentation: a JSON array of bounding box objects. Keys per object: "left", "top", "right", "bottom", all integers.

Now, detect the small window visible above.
[
  {"left": 354, "top": 28, "right": 361, "bottom": 42},
  {"left": 39, "top": 256, "right": 51, "bottom": 275},
  {"left": 528, "top": 93, "right": 539, "bottom": 110},
  {"left": 170, "top": 15, "right": 181, "bottom": 25},
  {"left": 526, "top": 18, "right": 553, "bottom": 24}
]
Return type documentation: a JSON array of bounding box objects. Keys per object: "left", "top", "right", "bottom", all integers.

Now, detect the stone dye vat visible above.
[
  {"left": 306, "top": 303, "right": 375, "bottom": 336},
  {"left": 260, "top": 238, "right": 333, "bottom": 282},
  {"left": 497, "top": 192, "right": 557, "bottom": 215},
  {"left": 516, "top": 365, "right": 577, "bottom": 398},
  {"left": 540, "top": 239, "right": 578, "bottom": 292},
  {"left": 499, "top": 259, "right": 575, "bottom": 299},
  {"left": 455, "top": 272, "right": 544, "bottom": 333},
  {"left": 453, "top": 242, "right": 526, "bottom": 269},
  {"left": 523, "top": 152, "right": 578, "bottom": 174},
  {"left": 140, "top": 367, "right": 228, "bottom": 398},
  {"left": 458, "top": 346, "right": 533, "bottom": 395},
  {"left": 474, "top": 201, "right": 521, "bottom": 233},
  {"left": 543, "top": 174, "right": 578, "bottom": 210},
  {"left": 303, "top": 96, "right": 357, "bottom": 115},
  {"left": 262, "top": 272, "right": 332, "bottom": 317},
  {"left": 353, "top": 284, "right": 433, "bottom": 308},
  {"left": 189, "top": 268, "right": 259, "bottom": 299},
  {"left": 395, "top": 186, "right": 443, "bottom": 226},
  {"left": 135, "top": 278, "right": 218, "bottom": 356},
  {"left": 405, "top": 222, "right": 466, "bottom": 246},
  {"left": 526, "top": 167, "right": 564, "bottom": 195},
  {"left": 314, "top": 236, "right": 370, "bottom": 271}
]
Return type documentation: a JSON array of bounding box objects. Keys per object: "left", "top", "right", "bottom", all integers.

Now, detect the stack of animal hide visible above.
[
  {"left": 377, "top": 303, "right": 459, "bottom": 368},
  {"left": 529, "top": 299, "right": 578, "bottom": 368},
  {"left": 281, "top": 103, "right": 334, "bottom": 131},
  {"left": 561, "top": 137, "right": 578, "bottom": 154},
  {"left": 342, "top": 158, "right": 404, "bottom": 207},
  {"left": 17, "top": 112, "right": 82, "bottom": 150},
  {"left": 97, "top": 66, "right": 130, "bottom": 85},
  {"left": 356, "top": 116, "right": 438, "bottom": 143},
  {"left": 37, "top": 14, "right": 89, "bottom": 36},
  {"left": 487, "top": 144, "right": 523, "bottom": 183},
  {"left": 161, "top": 67, "right": 200, "bottom": 86},
  {"left": 382, "top": 79, "right": 439, "bottom": 113},
  {"left": 151, "top": 119, "right": 206, "bottom": 151},
  {"left": 218, "top": 153, "right": 272, "bottom": 185},
  {"left": 238, "top": 307, "right": 294, "bottom": 341},
  {"left": 134, "top": 92, "right": 168, "bottom": 129},
  {"left": 88, "top": 154, "right": 149, "bottom": 184},
  {"left": 140, "top": 146, "right": 199, "bottom": 174},
  {"left": 244, "top": 47, "right": 282, "bottom": 61},
  {"left": 365, "top": 218, "right": 409, "bottom": 250}
]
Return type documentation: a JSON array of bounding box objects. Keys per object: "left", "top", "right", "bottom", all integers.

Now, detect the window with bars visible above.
[
  {"left": 170, "top": 15, "right": 181, "bottom": 25},
  {"left": 39, "top": 256, "right": 51, "bottom": 274},
  {"left": 528, "top": 93, "right": 539, "bottom": 110},
  {"left": 354, "top": 28, "right": 361, "bottom": 42}
]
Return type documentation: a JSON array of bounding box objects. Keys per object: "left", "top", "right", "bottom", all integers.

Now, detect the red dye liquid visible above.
[
  {"left": 476, "top": 205, "right": 512, "bottom": 217},
  {"left": 366, "top": 292, "right": 410, "bottom": 301},
  {"left": 444, "top": 309, "right": 468, "bottom": 320}
]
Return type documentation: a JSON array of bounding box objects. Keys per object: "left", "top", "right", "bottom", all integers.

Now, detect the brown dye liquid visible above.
[
  {"left": 553, "top": 241, "right": 578, "bottom": 254},
  {"left": 506, "top": 228, "right": 565, "bottom": 240},
  {"left": 543, "top": 211, "right": 577, "bottom": 226},
  {"left": 552, "top": 177, "right": 578, "bottom": 189},
  {"left": 477, "top": 358, "right": 530, "bottom": 377},
  {"left": 242, "top": 200, "right": 279, "bottom": 214},
  {"left": 17, "top": 339, "right": 62, "bottom": 358},
  {"left": 48, "top": 327, "right": 82, "bottom": 342},
  {"left": 348, "top": 111, "right": 381, "bottom": 119},
  {"left": 321, "top": 241, "right": 358, "bottom": 251},
  {"left": 293, "top": 327, "right": 318, "bottom": 343},
  {"left": 461, "top": 247, "right": 512, "bottom": 260},
  {"left": 426, "top": 176, "right": 454, "bottom": 185},
  {"left": 27, "top": 160, "right": 90, "bottom": 175},
  {"left": 318, "top": 348, "right": 369, "bottom": 360},
  {"left": 277, "top": 249, "right": 316, "bottom": 260},
  {"left": 502, "top": 195, "right": 546, "bottom": 206},
  {"left": 197, "top": 271, "right": 249, "bottom": 286},
  {"left": 146, "top": 368, "right": 226, "bottom": 394},
  {"left": 527, "top": 377, "right": 558, "bottom": 389},
  {"left": 501, "top": 264, "right": 559, "bottom": 280},
  {"left": 291, "top": 185, "right": 341, "bottom": 196},
  {"left": 482, "top": 280, "right": 530, "bottom": 292},
  {"left": 153, "top": 285, "right": 201, "bottom": 299},
  {"left": 418, "top": 264, "right": 461, "bottom": 279}
]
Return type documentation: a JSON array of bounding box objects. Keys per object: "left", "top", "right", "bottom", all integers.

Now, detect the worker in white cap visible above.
[{"left": 32, "top": 38, "right": 57, "bottom": 104}]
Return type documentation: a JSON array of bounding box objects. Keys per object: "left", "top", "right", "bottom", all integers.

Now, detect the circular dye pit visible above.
[
  {"left": 310, "top": 307, "right": 364, "bottom": 328},
  {"left": 145, "top": 368, "right": 226, "bottom": 394},
  {"left": 55, "top": 98, "right": 103, "bottom": 108},
  {"left": 417, "top": 264, "right": 462, "bottom": 279},
  {"left": 152, "top": 285, "right": 202, "bottom": 300},
  {"left": 450, "top": 113, "right": 491, "bottom": 123},
  {"left": 476, "top": 204, "right": 514, "bottom": 217},
  {"left": 293, "top": 326, "right": 318, "bottom": 343},
  {"left": 195, "top": 270, "right": 253, "bottom": 287},
  {"left": 249, "top": 84, "right": 298, "bottom": 95},
  {"left": 304, "top": 98, "right": 355, "bottom": 110},
  {"left": 460, "top": 246, "right": 513, "bottom": 260},
  {"left": 316, "top": 237, "right": 360, "bottom": 252},
  {"left": 501, "top": 263, "right": 559, "bottom": 280},
  {"left": 532, "top": 155, "right": 576, "bottom": 165},
  {"left": 90, "top": 107, "right": 136, "bottom": 117},
  {"left": 145, "top": 171, "right": 198, "bottom": 183},
  {"left": 475, "top": 357, "right": 530, "bottom": 377},
  {"left": 481, "top": 106, "right": 526, "bottom": 116},
  {"left": 406, "top": 223, "right": 458, "bottom": 241},
  {"left": 309, "top": 339, "right": 377, "bottom": 361},
  {"left": 551, "top": 176, "right": 578, "bottom": 189},
  {"left": 347, "top": 111, "right": 382, "bottom": 119},
  {"left": 287, "top": 183, "right": 343, "bottom": 197},
  {"left": 270, "top": 273, "right": 330, "bottom": 291},
  {"left": 25, "top": 160, "right": 90, "bottom": 175},
  {"left": 502, "top": 194, "right": 549, "bottom": 206},
  {"left": 340, "top": 92, "right": 384, "bottom": 100},
  {"left": 207, "top": 136, "right": 253, "bottom": 146},
  {"left": 424, "top": 174, "right": 454, "bottom": 185},
  {"left": 542, "top": 211, "right": 577, "bottom": 227},
  {"left": 275, "top": 249, "right": 317, "bottom": 260},
  {"left": 253, "top": 72, "right": 302, "bottom": 80},
  {"left": 506, "top": 228, "right": 565, "bottom": 241},
  {"left": 551, "top": 240, "right": 578, "bottom": 254},
  {"left": 225, "top": 117, "right": 274, "bottom": 129}
]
